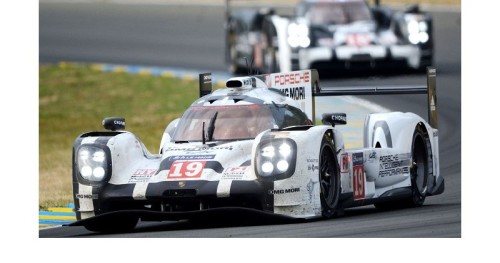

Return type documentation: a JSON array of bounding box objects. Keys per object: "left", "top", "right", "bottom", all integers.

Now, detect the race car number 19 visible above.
[{"left": 167, "top": 161, "right": 206, "bottom": 178}]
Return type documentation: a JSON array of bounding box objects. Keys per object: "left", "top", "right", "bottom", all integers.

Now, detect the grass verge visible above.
[{"left": 39, "top": 63, "right": 198, "bottom": 209}]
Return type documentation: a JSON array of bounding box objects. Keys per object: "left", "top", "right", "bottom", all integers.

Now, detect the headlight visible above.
[
  {"left": 256, "top": 139, "right": 297, "bottom": 180},
  {"left": 287, "top": 23, "right": 310, "bottom": 48},
  {"left": 405, "top": 17, "right": 430, "bottom": 44},
  {"left": 76, "top": 145, "right": 111, "bottom": 183}
]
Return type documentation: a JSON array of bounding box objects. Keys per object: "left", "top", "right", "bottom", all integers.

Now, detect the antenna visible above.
[{"left": 243, "top": 56, "right": 255, "bottom": 76}]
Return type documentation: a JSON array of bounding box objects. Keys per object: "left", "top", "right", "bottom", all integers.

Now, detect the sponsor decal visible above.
[
  {"left": 369, "top": 151, "right": 376, "bottom": 159},
  {"left": 167, "top": 160, "right": 206, "bottom": 179},
  {"left": 76, "top": 193, "right": 98, "bottom": 199},
  {"left": 352, "top": 152, "right": 365, "bottom": 200},
  {"left": 128, "top": 169, "right": 158, "bottom": 183},
  {"left": 166, "top": 145, "right": 233, "bottom": 152},
  {"left": 265, "top": 70, "right": 313, "bottom": 119},
  {"left": 346, "top": 33, "right": 370, "bottom": 47},
  {"left": 308, "top": 164, "right": 319, "bottom": 172},
  {"left": 352, "top": 152, "right": 363, "bottom": 166},
  {"left": 269, "top": 187, "right": 300, "bottom": 195},
  {"left": 168, "top": 155, "right": 215, "bottom": 161},
  {"left": 430, "top": 96, "right": 436, "bottom": 111},
  {"left": 222, "top": 166, "right": 249, "bottom": 179},
  {"left": 341, "top": 153, "right": 348, "bottom": 173},
  {"left": 279, "top": 86, "right": 306, "bottom": 100},
  {"left": 133, "top": 169, "right": 157, "bottom": 176},
  {"left": 270, "top": 131, "right": 290, "bottom": 138},
  {"left": 378, "top": 153, "right": 411, "bottom": 178},
  {"left": 266, "top": 71, "right": 310, "bottom": 86},
  {"left": 306, "top": 158, "right": 319, "bottom": 163},
  {"left": 330, "top": 114, "right": 346, "bottom": 123},
  {"left": 306, "top": 179, "right": 318, "bottom": 201},
  {"left": 114, "top": 120, "right": 125, "bottom": 126}
]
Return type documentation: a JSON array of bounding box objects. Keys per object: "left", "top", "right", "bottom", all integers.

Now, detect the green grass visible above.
[{"left": 39, "top": 63, "right": 198, "bottom": 209}]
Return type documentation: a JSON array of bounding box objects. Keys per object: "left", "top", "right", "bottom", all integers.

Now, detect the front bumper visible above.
[
  {"left": 69, "top": 206, "right": 302, "bottom": 227},
  {"left": 73, "top": 179, "right": 276, "bottom": 220},
  {"left": 296, "top": 44, "right": 425, "bottom": 70}
]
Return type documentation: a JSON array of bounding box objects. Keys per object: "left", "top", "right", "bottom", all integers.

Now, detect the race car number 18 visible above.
[{"left": 167, "top": 161, "right": 206, "bottom": 179}]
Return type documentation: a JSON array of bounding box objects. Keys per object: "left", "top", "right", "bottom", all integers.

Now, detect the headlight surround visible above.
[
  {"left": 287, "top": 23, "right": 310, "bottom": 48},
  {"left": 256, "top": 138, "right": 297, "bottom": 180},
  {"left": 75, "top": 144, "right": 111, "bottom": 184}
]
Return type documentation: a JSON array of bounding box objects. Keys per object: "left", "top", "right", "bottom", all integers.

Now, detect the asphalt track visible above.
[{"left": 39, "top": 2, "right": 461, "bottom": 238}]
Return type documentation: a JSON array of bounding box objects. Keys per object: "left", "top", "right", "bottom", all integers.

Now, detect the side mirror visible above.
[
  {"left": 103, "top": 117, "right": 125, "bottom": 131},
  {"left": 322, "top": 113, "right": 347, "bottom": 127}
]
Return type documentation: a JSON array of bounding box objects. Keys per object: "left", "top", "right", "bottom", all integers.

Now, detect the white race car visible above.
[
  {"left": 70, "top": 68, "right": 444, "bottom": 232},
  {"left": 226, "top": 0, "right": 433, "bottom": 73}
]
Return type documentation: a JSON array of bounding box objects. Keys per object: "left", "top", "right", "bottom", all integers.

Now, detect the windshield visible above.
[
  {"left": 172, "top": 103, "right": 311, "bottom": 142},
  {"left": 299, "top": 0, "right": 372, "bottom": 25},
  {"left": 172, "top": 105, "right": 276, "bottom": 142}
]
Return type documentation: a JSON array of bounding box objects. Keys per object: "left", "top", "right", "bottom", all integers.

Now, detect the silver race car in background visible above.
[
  {"left": 225, "top": 0, "right": 433, "bottom": 74},
  {"left": 69, "top": 67, "right": 443, "bottom": 232}
]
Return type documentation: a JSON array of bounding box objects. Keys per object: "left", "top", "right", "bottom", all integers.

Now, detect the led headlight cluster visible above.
[
  {"left": 406, "top": 19, "right": 429, "bottom": 45},
  {"left": 256, "top": 139, "right": 297, "bottom": 180},
  {"left": 287, "top": 23, "right": 310, "bottom": 48},
  {"left": 76, "top": 145, "right": 110, "bottom": 183}
]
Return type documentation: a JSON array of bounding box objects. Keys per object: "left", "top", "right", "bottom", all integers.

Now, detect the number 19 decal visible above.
[
  {"left": 353, "top": 165, "right": 365, "bottom": 200},
  {"left": 167, "top": 161, "right": 206, "bottom": 179}
]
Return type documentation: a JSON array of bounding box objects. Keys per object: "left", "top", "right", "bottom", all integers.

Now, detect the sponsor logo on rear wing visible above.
[{"left": 257, "top": 70, "right": 318, "bottom": 120}]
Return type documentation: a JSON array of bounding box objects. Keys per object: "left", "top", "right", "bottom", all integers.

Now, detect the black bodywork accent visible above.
[
  {"left": 74, "top": 178, "right": 275, "bottom": 220},
  {"left": 68, "top": 207, "right": 303, "bottom": 228},
  {"left": 338, "top": 187, "right": 413, "bottom": 209}
]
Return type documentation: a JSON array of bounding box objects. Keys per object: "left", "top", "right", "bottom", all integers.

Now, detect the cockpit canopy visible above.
[{"left": 172, "top": 104, "right": 311, "bottom": 142}]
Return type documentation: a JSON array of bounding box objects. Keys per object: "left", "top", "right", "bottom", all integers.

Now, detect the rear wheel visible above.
[
  {"left": 375, "top": 124, "right": 429, "bottom": 209},
  {"left": 408, "top": 124, "right": 429, "bottom": 206},
  {"left": 319, "top": 134, "right": 340, "bottom": 218}
]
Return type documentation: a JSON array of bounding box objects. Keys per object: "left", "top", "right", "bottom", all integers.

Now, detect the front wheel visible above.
[{"left": 319, "top": 134, "right": 340, "bottom": 218}]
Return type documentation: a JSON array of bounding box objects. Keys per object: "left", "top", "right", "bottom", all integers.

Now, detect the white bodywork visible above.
[{"left": 73, "top": 69, "right": 441, "bottom": 220}]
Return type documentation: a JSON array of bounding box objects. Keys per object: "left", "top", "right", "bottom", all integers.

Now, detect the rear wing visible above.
[
  {"left": 312, "top": 67, "right": 438, "bottom": 129},
  {"left": 198, "top": 67, "right": 438, "bottom": 129}
]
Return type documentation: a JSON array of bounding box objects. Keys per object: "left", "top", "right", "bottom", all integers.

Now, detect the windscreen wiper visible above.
[{"left": 207, "top": 112, "right": 218, "bottom": 142}]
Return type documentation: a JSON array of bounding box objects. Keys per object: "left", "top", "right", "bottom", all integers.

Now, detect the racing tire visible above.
[
  {"left": 374, "top": 124, "right": 429, "bottom": 210},
  {"left": 83, "top": 216, "right": 139, "bottom": 233},
  {"left": 407, "top": 123, "right": 429, "bottom": 207},
  {"left": 319, "top": 133, "right": 341, "bottom": 218}
]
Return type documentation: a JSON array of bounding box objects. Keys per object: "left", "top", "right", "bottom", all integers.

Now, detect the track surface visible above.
[{"left": 39, "top": 2, "right": 461, "bottom": 238}]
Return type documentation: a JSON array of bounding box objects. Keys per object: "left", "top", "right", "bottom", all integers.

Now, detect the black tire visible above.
[
  {"left": 407, "top": 123, "right": 429, "bottom": 207},
  {"left": 84, "top": 216, "right": 138, "bottom": 233},
  {"left": 319, "top": 133, "right": 340, "bottom": 218},
  {"left": 374, "top": 123, "right": 429, "bottom": 210}
]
